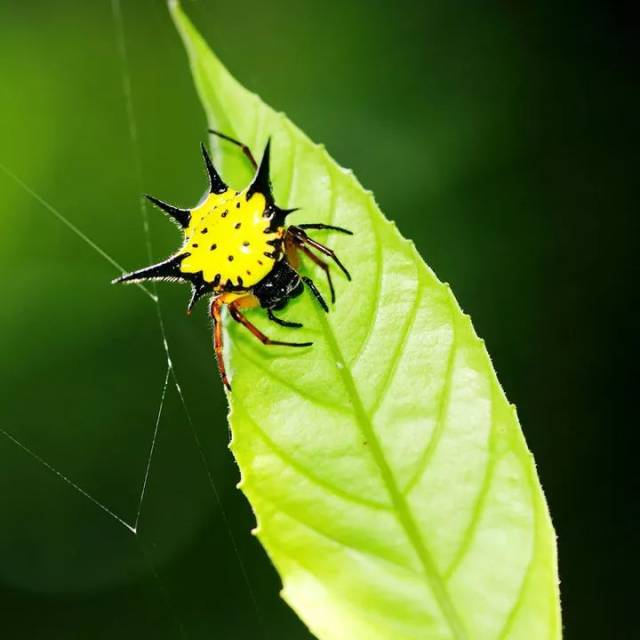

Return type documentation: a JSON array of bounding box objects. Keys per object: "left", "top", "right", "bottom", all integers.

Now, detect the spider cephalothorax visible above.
[{"left": 114, "top": 131, "right": 351, "bottom": 390}]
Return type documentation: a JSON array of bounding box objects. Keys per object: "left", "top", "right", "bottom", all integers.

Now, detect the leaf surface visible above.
[{"left": 171, "top": 4, "right": 561, "bottom": 638}]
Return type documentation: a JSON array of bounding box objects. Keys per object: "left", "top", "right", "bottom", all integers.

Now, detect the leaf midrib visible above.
[
  {"left": 310, "top": 164, "right": 469, "bottom": 640},
  {"left": 316, "top": 300, "right": 468, "bottom": 639}
]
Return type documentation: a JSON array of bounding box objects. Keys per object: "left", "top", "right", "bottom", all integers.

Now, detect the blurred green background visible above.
[{"left": 0, "top": 1, "right": 633, "bottom": 638}]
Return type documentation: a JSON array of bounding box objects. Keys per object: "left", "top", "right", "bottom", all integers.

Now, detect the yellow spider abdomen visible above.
[
  {"left": 113, "top": 136, "right": 353, "bottom": 392},
  {"left": 180, "top": 189, "right": 282, "bottom": 288}
]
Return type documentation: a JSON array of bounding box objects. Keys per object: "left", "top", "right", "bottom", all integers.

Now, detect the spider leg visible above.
[
  {"left": 228, "top": 297, "right": 312, "bottom": 348},
  {"left": 284, "top": 233, "right": 301, "bottom": 269},
  {"left": 297, "top": 223, "right": 353, "bottom": 235},
  {"left": 302, "top": 276, "right": 329, "bottom": 312},
  {"left": 211, "top": 293, "right": 312, "bottom": 390},
  {"left": 298, "top": 244, "right": 336, "bottom": 304},
  {"left": 288, "top": 225, "right": 352, "bottom": 281},
  {"left": 267, "top": 308, "right": 303, "bottom": 328},
  {"left": 210, "top": 296, "right": 231, "bottom": 391},
  {"left": 285, "top": 231, "right": 337, "bottom": 305},
  {"left": 208, "top": 129, "right": 257, "bottom": 169}
]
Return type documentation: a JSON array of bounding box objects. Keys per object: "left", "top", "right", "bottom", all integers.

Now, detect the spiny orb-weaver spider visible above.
[{"left": 114, "top": 131, "right": 352, "bottom": 390}]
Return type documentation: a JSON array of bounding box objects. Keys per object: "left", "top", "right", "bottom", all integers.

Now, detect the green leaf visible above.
[{"left": 170, "top": 3, "right": 561, "bottom": 638}]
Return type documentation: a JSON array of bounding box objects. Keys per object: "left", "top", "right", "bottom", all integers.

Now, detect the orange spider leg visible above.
[
  {"left": 285, "top": 234, "right": 330, "bottom": 311},
  {"left": 287, "top": 225, "right": 352, "bottom": 281},
  {"left": 208, "top": 129, "right": 257, "bottom": 169},
  {"left": 211, "top": 292, "right": 312, "bottom": 391},
  {"left": 211, "top": 295, "right": 232, "bottom": 391},
  {"left": 284, "top": 233, "right": 301, "bottom": 269},
  {"left": 286, "top": 236, "right": 336, "bottom": 304},
  {"left": 298, "top": 244, "right": 336, "bottom": 303},
  {"left": 228, "top": 295, "right": 312, "bottom": 348}
]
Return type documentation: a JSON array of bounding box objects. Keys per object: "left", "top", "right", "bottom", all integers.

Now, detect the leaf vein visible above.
[
  {"left": 234, "top": 398, "right": 389, "bottom": 512},
  {"left": 444, "top": 389, "right": 497, "bottom": 579},
  {"left": 402, "top": 313, "right": 457, "bottom": 497},
  {"left": 496, "top": 452, "right": 544, "bottom": 640},
  {"left": 233, "top": 343, "right": 350, "bottom": 413},
  {"left": 496, "top": 503, "right": 537, "bottom": 639},
  {"left": 254, "top": 487, "right": 418, "bottom": 576},
  {"left": 279, "top": 119, "right": 298, "bottom": 204},
  {"left": 340, "top": 196, "right": 384, "bottom": 368},
  {"left": 370, "top": 274, "right": 424, "bottom": 417},
  {"left": 312, "top": 275, "right": 469, "bottom": 638}
]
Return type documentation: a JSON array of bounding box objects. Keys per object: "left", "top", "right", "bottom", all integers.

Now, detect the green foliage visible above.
[{"left": 171, "top": 3, "right": 561, "bottom": 638}]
